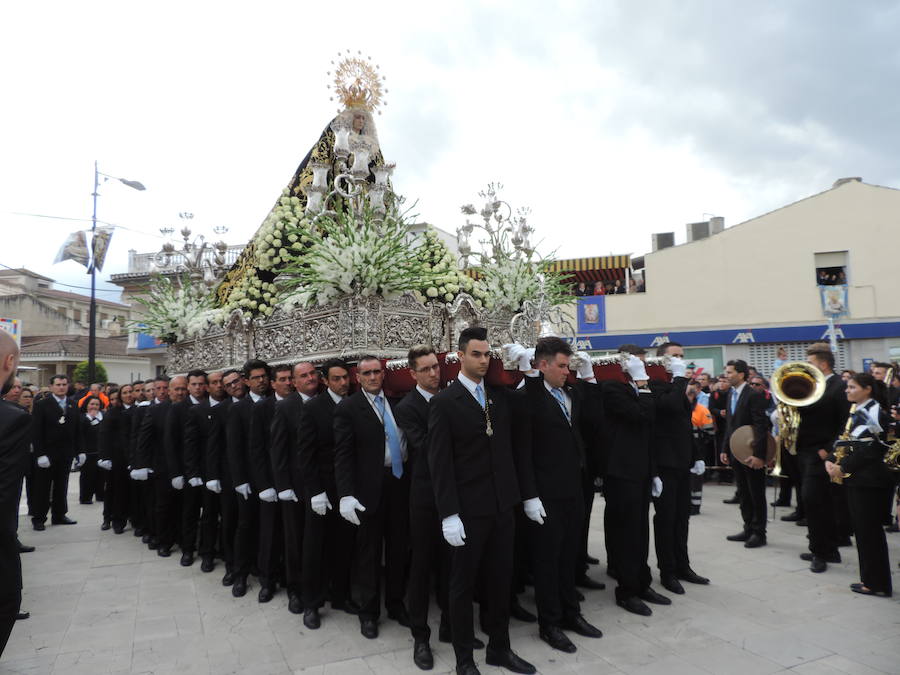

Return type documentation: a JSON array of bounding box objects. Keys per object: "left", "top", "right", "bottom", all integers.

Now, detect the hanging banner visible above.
[
  {"left": 820, "top": 284, "right": 849, "bottom": 318},
  {"left": 53, "top": 231, "right": 90, "bottom": 268},
  {"left": 91, "top": 227, "right": 114, "bottom": 272},
  {"left": 0, "top": 318, "right": 21, "bottom": 346}
]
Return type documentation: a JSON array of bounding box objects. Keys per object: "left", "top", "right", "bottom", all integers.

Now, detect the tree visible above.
[{"left": 73, "top": 360, "right": 108, "bottom": 384}]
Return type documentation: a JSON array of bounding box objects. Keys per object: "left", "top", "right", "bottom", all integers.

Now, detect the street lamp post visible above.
[{"left": 89, "top": 161, "right": 145, "bottom": 384}]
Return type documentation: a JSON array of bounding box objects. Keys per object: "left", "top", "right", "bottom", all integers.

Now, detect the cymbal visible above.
[{"left": 730, "top": 425, "right": 776, "bottom": 464}]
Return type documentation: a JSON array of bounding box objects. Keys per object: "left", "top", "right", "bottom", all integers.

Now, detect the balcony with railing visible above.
[{"left": 112, "top": 244, "right": 246, "bottom": 280}]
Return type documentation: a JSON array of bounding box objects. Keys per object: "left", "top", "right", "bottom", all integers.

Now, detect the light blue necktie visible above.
[
  {"left": 375, "top": 395, "right": 403, "bottom": 478},
  {"left": 551, "top": 387, "right": 571, "bottom": 423},
  {"left": 730, "top": 389, "right": 737, "bottom": 416},
  {"left": 474, "top": 383, "right": 486, "bottom": 409}
]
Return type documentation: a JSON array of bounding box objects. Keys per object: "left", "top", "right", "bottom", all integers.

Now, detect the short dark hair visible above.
[
  {"left": 186, "top": 369, "right": 208, "bottom": 382},
  {"left": 321, "top": 359, "right": 350, "bottom": 379},
  {"left": 618, "top": 343, "right": 646, "bottom": 356},
  {"left": 357, "top": 355, "right": 381, "bottom": 369},
  {"left": 407, "top": 344, "right": 437, "bottom": 371},
  {"left": 872, "top": 361, "right": 892, "bottom": 370},
  {"left": 273, "top": 363, "right": 292, "bottom": 376},
  {"left": 222, "top": 369, "right": 241, "bottom": 381},
  {"left": 242, "top": 359, "right": 270, "bottom": 379},
  {"left": 154, "top": 375, "right": 170, "bottom": 384},
  {"left": 131, "top": 380, "right": 144, "bottom": 387},
  {"left": 655, "top": 341, "right": 682, "bottom": 357},
  {"left": 726, "top": 359, "right": 750, "bottom": 381},
  {"left": 50, "top": 374, "right": 68, "bottom": 385},
  {"left": 806, "top": 344, "right": 835, "bottom": 369},
  {"left": 534, "top": 337, "right": 572, "bottom": 364},
  {"left": 459, "top": 326, "right": 488, "bottom": 352}
]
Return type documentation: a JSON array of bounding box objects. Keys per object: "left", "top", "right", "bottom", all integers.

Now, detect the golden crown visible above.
[{"left": 327, "top": 51, "right": 388, "bottom": 113}]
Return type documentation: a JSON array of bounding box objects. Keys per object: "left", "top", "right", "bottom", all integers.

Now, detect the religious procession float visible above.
[{"left": 139, "top": 54, "right": 668, "bottom": 388}]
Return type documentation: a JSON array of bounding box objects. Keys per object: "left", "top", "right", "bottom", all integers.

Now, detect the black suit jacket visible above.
[
  {"left": 297, "top": 392, "right": 339, "bottom": 499},
  {"left": 183, "top": 399, "right": 216, "bottom": 480},
  {"left": 724, "top": 384, "right": 771, "bottom": 460},
  {"left": 99, "top": 405, "right": 133, "bottom": 466},
  {"left": 649, "top": 376, "right": 697, "bottom": 469},
  {"left": 334, "top": 390, "right": 406, "bottom": 510},
  {"left": 79, "top": 414, "right": 102, "bottom": 455},
  {"left": 165, "top": 398, "right": 198, "bottom": 480},
  {"left": 270, "top": 392, "right": 306, "bottom": 495},
  {"left": 205, "top": 398, "right": 233, "bottom": 484},
  {"left": 227, "top": 395, "right": 266, "bottom": 491},
  {"left": 129, "top": 403, "right": 151, "bottom": 468},
  {"left": 427, "top": 379, "right": 520, "bottom": 519},
  {"left": 249, "top": 396, "right": 277, "bottom": 492},
  {"left": 31, "top": 395, "right": 78, "bottom": 462},
  {"left": 796, "top": 374, "right": 851, "bottom": 452},
  {"left": 0, "top": 400, "right": 30, "bottom": 596},
  {"left": 601, "top": 380, "right": 656, "bottom": 480},
  {"left": 513, "top": 376, "right": 594, "bottom": 501},
  {"left": 395, "top": 388, "right": 434, "bottom": 506},
  {"left": 136, "top": 400, "right": 172, "bottom": 474}
]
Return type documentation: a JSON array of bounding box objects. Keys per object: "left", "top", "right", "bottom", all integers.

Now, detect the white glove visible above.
[
  {"left": 573, "top": 351, "right": 595, "bottom": 380},
  {"left": 171, "top": 476, "right": 185, "bottom": 490},
  {"left": 310, "top": 491, "right": 332, "bottom": 516},
  {"left": 259, "top": 487, "right": 277, "bottom": 503},
  {"left": 625, "top": 355, "right": 649, "bottom": 382},
  {"left": 278, "top": 489, "right": 299, "bottom": 502},
  {"left": 188, "top": 477, "right": 203, "bottom": 487},
  {"left": 235, "top": 483, "right": 252, "bottom": 499},
  {"left": 690, "top": 460, "right": 706, "bottom": 476},
  {"left": 36, "top": 455, "right": 50, "bottom": 468},
  {"left": 503, "top": 343, "right": 534, "bottom": 372},
  {"left": 205, "top": 479, "right": 222, "bottom": 494},
  {"left": 97, "top": 459, "right": 113, "bottom": 471},
  {"left": 651, "top": 476, "right": 663, "bottom": 498},
  {"left": 77, "top": 453, "right": 86, "bottom": 466},
  {"left": 669, "top": 356, "right": 687, "bottom": 378},
  {"left": 442, "top": 513, "right": 466, "bottom": 547},
  {"left": 130, "top": 468, "right": 149, "bottom": 481},
  {"left": 523, "top": 497, "right": 546, "bottom": 525},
  {"left": 339, "top": 496, "right": 366, "bottom": 525}
]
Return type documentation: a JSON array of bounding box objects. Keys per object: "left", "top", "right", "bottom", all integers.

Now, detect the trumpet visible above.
[
  {"left": 884, "top": 439, "right": 900, "bottom": 472},
  {"left": 771, "top": 361, "right": 827, "bottom": 476}
]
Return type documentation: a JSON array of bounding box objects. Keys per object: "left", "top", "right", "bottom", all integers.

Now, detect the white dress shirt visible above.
[{"left": 362, "top": 389, "right": 408, "bottom": 466}]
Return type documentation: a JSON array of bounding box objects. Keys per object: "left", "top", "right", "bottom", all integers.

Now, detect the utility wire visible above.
[{"left": 0, "top": 261, "right": 124, "bottom": 294}]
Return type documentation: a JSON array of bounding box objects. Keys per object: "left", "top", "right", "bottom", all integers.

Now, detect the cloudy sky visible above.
[{"left": 2, "top": 1, "right": 898, "bottom": 302}]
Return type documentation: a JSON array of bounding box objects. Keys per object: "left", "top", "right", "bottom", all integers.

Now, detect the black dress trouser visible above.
[
  {"left": 154, "top": 476, "right": 181, "bottom": 549},
  {"left": 407, "top": 490, "right": 449, "bottom": 643},
  {"left": 79, "top": 453, "right": 103, "bottom": 503},
  {"left": 798, "top": 450, "right": 838, "bottom": 558},
  {"left": 105, "top": 463, "right": 130, "bottom": 527},
  {"left": 31, "top": 457, "right": 71, "bottom": 523},
  {"left": 528, "top": 496, "right": 583, "bottom": 628},
  {"left": 180, "top": 484, "right": 202, "bottom": 554},
  {"left": 197, "top": 487, "right": 221, "bottom": 559},
  {"left": 449, "top": 508, "right": 513, "bottom": 668},
  {"left": 257, "top": 500, "right": 283, "bottom": 589},
  {"left": 0, "top": 590, "right": 21, "bottom": 659},
  {"left": 234, "top": 494, "right": 259, "bottom": 578},
  {"left": 603, "top": 475, "right": 651, "bottom": 602},
  {"left": 301, "top": 489, "right": 353, "bottom": 610},
  {"left": 577, "top": 468, "right": 596, "bottom": 576},
  {"left": 281, "top": 499, "right": 304, "bottom": 595},
  {"left": 732, "top": 458, "right": 767, "bottom": 535},
  {"left": 846, "top": 485, "right": 893, "bottom": 594},
  {"left": 653, "top": 466, "right": 691, "bottom": 576}
]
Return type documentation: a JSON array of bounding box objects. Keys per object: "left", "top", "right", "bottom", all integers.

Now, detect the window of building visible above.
[
  {"left": 814, "top": 251, "right": 848, "bottom": 286},
  {"left": 73, "top": 309, "right": 82, "bottom": 321},
  {"left": 100, "top": 312, "right": 109, "bottom": 322},
  {"left": 750, "top": 342, "right": 848, "bottom": 378},
  {"left": 57, "top": 306, "right": 67, "bottom": 316}
]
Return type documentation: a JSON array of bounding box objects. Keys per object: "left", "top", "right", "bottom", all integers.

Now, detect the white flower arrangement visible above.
[
  {"left": 414, "top": 228, "right": 491, "bottom": 309},
  {"left": 134, "top": 274, "right": 221, "bottom": 343}
]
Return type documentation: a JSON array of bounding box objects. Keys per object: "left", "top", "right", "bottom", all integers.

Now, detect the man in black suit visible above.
[
  {"left": 205, "top": 369, "right": 245, "bottom": 585},
  {"left": 226, "top": 359, "right": 271, "bottom": 598},
  {"left": 334, "top": 354, "right": 410, "bottom": 639},
  {"left": 167, "top": 370, "right": 208, "bottom": 567},
  {"left": 602, "top": 345, "right": 667, "bottom": 617},
  {"left": 129, "top": 380, "right": 160, "bottom": 545},
  {"left": 269, "top": 361, "right": 319, "bottom": 615},
  {"left": 428, "top": 327, "right": 535, "bottom": 675},
  {"left": 0, "top": 331, "right": 31, "bottom": 657},
  {"left": 512, "top": 337, "right": 604, "bottom": 655},
  {"left": 795, "top": 344, "right": 851, "bottom": 572},
  {"left": 98, "top": 383, "right": 135, "bottom": 534},
  {"left": 183, "top": 370, "right": 225, "bottom": 573},
  {"left": 298, "top": 359, "right": 353, "bottom": 630},
  {"left": 649, "top": 342, "right": 710, "bottom": 595},
  {"left": 248, "top": 363, "right": 289, "bottom": 604},
  {"left": 136, "top": 376, "right": 186, "bottom": 557},
  {"left": 721, "top": 359, "right": 771, "bottom": 548},
  {"left": 30, "top": 374, "right": 79, "bottom": 530}
]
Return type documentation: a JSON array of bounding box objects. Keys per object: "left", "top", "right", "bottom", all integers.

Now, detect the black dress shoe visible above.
[
  {"left": 744, "top": 533, "right": 767, "bottom": 548},
  {"left": 456, "top": 663, "right": 481, "bottom": 675},
  {"left": 809, "top": 557, "right": 827, "bottom": 573},
  {"left": 660, "top": 574, "right": 685, "bottom": 595},
  {"left": 134, "top": 528, "right": 145, "bottom": 537},
  {"left": 113, "top": 524, "right": 125, "bottom": 535},
  {"left": 287, "top": 593, "right": 302, "bottom": 614},
  {"left": 141, "top": 534, "right": 151, "bottom": 544},
  {"left": 800, "top": 551, "right": 840, "bottom": 563},
  {"left": 157, "top": 546, "right": 172, "bottom": 557},
  {"left": 617, "top": 596, "right": 652, "bottom": 616},
  {"left": 200, "top": 556, "right": 215, "bottom": 573},
  {"left": 16, "top": 611, "right": 29, "bottom": 620},
  {"left": 17, "top": 541, "right": 35, "bottom": 553},
  {"left": 723, "top": 494, "right": 740, "bottom": 504},
  {"left": 606, "top": 567, "right": 619, "bottom": 580},
  {"left": 387, "top": 604, "right": 411, "bottom": 627},
  {"left": 539, "top": 625, "right": 577, "bottom": 653},
  {"left": 586, "top": 554, "right": 600, "bottom": 565},
  {"left": 771, "top": 499, "right": 791, "bottom": 507},
  {"left": 222, "top": 571, "right": 236, "bottom": 586},
  {"left": 509, "top": 599, "right": 537, "bottom": 623},
  {"left": 689, "top": 505, "right": 700, "bottom": 516},
  {"left": 232, "top": 578, "right": 248, "bottom": 597},
  {"left": 796, "top": 518, "right": 808, "bottom": 527},
  {"left": 360, "top": 618, "right": 378, "bottom": 639},
  {"left": 180, "top": 552, "right": 195, "bottom": 567},
  {"left": 100, "top": 520, "right": 111, "bottom": 531},
  {"left": 639, "top": 587, "right": 671, "bottom": 605},
  {"left": 575, "top": 589, "right": 585, "bottom": 602},
  {"left": 676, "top": 568, "right": 710, "bottom": 585},
  {"left": 32, "top": 519, "right": 45, "bottom": 531},
  {"left": 837, "top": 536, "right": 853, "bottom": 547},
  {"left": 303, "top": 607, "right": 321, "bottom": 629},
  {"left": 413, "top": 640, "right": 434, "bottom": 670},
  {"left": 562, "top": 614, "right": 602, "bottom": 638},
  {"left": 258, "top": 586, "right": 275, "bottom": 603},
  {"left": 780, "top": 510, "right": 802, "bottom": 522},
  {"left": 726, "top": 531, "right": 750, "bottom": 542},
  {"left": 147, "top": 539, "right": 159, "bottom": 550},
  {"left": 485, "top": 647, "right": 536, "bottom": 674},
  {"left": 52, "top": 516, "right": 77, "bottom": 525},
  {"left": 576, "top": 574, "right": 606, "bottom": 590}
]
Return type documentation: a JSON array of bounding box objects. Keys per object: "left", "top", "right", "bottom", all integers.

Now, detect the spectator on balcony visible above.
[
  {"left": 574, "top": 282, "right": 590, "bottom": 297},
  {"left": 592, "top": 281, "right": 605, "bottom": 296}
]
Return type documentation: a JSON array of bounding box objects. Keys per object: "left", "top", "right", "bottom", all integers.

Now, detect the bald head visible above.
[
  {"left": 0, "top": 330, "right": 20, "bottom": 397},
  {"left": 169, "top": 376, "right": 188, "bottom": 403}
]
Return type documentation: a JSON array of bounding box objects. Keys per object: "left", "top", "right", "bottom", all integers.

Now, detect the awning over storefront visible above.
[{"left": 546, "top": 255, "right": 632, "bottom": 282}]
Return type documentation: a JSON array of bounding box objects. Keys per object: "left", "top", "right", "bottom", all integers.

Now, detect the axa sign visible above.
[{"left": 732, "top": 332, "right": 756, "bottom": 344}]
